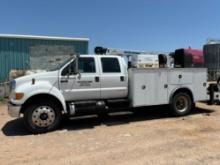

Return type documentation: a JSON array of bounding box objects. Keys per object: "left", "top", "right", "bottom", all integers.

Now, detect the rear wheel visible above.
[
  {"left": 170, "top": 92, "right": 193, "bottom": 116},
  {"left": 24, "top": 100, "right": 62, "bottom": 134}
]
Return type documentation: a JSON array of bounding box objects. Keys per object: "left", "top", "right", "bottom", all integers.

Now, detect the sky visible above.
[{"left": 0, "top": 0, "right": 220, "bottom": 53}]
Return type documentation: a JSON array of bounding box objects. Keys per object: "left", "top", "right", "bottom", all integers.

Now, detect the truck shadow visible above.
[{"left": 1, "top": 106, "right": 214, "bottom": 136}]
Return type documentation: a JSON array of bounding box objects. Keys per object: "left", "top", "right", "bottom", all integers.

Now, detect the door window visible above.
[
  {"left": 79, "top": 57, "right": 96, "bottom": 73},
  {"left": 101, "top": 58, "right": 121, "bottom": 73},
  {"left": 61, "top": 60, "right": 76, "bottom": 76}
]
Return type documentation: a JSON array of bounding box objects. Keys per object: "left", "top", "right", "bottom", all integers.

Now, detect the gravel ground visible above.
[{"left": 1, "top": 101, "right": 220, "bottom": 165}]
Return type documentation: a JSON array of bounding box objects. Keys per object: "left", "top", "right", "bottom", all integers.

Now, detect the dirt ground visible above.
[{"left": 1, "top": 101, "right": 220, "bottom": 165}]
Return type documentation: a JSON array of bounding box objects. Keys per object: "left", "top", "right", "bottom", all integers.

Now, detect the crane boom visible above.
[
  {"left": 94, "top": 46, "right": 160, "bottom": 56},
  {"left": 94, "top": 46, "right": 172, "bottom": 68}
]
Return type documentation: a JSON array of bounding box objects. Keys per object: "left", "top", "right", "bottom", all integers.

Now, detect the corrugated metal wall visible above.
[
  {"left": 0, "top": 37, "right": 88, "bottom": 82},
  {"left": 204, "top": 43, "right": 220, "bottom": 80}
]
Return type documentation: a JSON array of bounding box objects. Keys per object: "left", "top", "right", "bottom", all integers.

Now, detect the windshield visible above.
[{"left": 50, "top": 57, "right": 74, "bottom": 71}]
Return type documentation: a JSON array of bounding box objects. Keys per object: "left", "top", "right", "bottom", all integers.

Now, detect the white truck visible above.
[{"left": 8, "top": 54, "right": 220, "bottom": 133}]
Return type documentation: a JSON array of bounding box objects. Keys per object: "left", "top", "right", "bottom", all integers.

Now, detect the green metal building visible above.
[{"left": 0, "top": 34, "right": 89, "bottom": 82}]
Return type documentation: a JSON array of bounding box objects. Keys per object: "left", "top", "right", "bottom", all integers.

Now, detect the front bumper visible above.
[{"left": 8, "top": 102, "right": 21, "bottom": 118}]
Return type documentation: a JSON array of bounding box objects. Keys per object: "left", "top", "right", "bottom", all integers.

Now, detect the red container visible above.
[{"left": 174, "top": 48, "right": 204, "bottom": 68}]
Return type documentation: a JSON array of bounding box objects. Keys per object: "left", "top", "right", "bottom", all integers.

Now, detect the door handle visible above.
[
  {"left": 60, "top": 79, "right": 68, "bottom": 83},
  {"left": 95, "top": 76, "right": 99, "bottom": 82},
  {"left": 120, "top": 76, "right": 125, "bottom": 82}
]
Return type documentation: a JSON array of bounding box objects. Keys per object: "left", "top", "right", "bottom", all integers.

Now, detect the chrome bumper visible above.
[{"left": 8, "top": 102, "right": 21, "bottom": 118}]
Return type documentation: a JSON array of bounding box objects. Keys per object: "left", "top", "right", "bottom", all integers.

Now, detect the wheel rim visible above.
[
  {"left": 32, "top": 106, "right": 56, "bottom": 127},
  {"left": 175, "top": 96, "right": 188, "bottom": 112}
]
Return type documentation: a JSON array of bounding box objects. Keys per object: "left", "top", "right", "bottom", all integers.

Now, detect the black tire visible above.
[
  {"left": 24, "top": 100, "right": 62, "bottom": 134},
  {"left": 170, "top": 92, "right": 193, "bottom": 116}
]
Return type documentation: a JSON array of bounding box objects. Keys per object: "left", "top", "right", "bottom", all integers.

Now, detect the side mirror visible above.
[
  {"left": 74, "top": 56, "right": 82, "bottom": 79},
  {"left": 62, "top": 55, "right": 80, "bottom": 78},
  {"left": 74, "top": 55, "right": 79, "bottom": 74}
]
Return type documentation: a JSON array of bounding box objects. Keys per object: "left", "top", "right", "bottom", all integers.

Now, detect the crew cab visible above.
[{"left": 8, "top": 54, "right": 217, "bottom": 133}]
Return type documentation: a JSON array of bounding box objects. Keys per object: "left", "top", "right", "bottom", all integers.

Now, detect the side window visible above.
[
  {"left": 78, "top": 57, "right": 96, "bottom": 73},
  {"left": 101, "top": 58, "right": 121, "bottom": 73},
  {"left": 61, "top": 60, "right": 76, "bottom": 76},
  {"left": 61, "top": 65, "right": 69, "bottom": 76}
]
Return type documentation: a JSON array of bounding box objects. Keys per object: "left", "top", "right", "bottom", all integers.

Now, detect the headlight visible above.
[{"left": 10, "top": 80, "right": 16, "bottom": 90}]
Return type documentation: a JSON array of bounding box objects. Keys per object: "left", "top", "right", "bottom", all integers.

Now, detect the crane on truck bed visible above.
[
  {"left": 94, "top": 46, "right": 162, "bottom": 56},
  {"left": 94, "top": 46, "right": 172, "bottom": 68}
]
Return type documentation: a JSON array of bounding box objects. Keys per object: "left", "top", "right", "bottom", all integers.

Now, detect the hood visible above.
[{"left": 14, "top": 70, "right": 59, "bottom": 87}]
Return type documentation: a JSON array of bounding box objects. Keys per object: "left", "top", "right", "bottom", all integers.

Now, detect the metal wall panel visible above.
[
  {"left": 204, "top": 44, "right": 220, "bottom": 80},
  {"left": 0, "top": 38, "right": 29, "bottom": 82},
  {"left": 204, "top": 44, "right": 220, "bottom": 69},
  {"left": 0, "top": 37, "right": 88, "bottom": 82}
]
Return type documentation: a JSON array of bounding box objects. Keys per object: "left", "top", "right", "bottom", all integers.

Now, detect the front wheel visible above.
[
  {"left": 170, "top": 92, "right": 193, "bottom": 116},
  {"left": 24, "top": 100, "right": 62, "bottom": 134}
]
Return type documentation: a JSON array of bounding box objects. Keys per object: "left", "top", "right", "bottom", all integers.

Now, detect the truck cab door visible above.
[
  {"left": 59, "top": 57, "right": 101, "bottom": 101},
  {"left": 99, "top": 57, "right": 128, "bottom": 99}
]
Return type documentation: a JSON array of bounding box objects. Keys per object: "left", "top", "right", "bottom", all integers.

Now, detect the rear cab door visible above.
[{"left": 99, "top": 56, "right": 128, "bottom": 99}]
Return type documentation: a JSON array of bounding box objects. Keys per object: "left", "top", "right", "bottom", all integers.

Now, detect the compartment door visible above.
[
  {"left": 157, "top": 70, "right": 168, "bottom": 104},
  {"left": 132, "top": 71, "right": 156, "bottom": 106},
  {"left": 131, "top": 70, "right": 168, "bottom": 107}
]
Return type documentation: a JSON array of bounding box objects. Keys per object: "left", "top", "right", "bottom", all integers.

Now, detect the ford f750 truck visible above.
[{"left": 8, "top": 54, "right": 220, "bottom": 133}]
